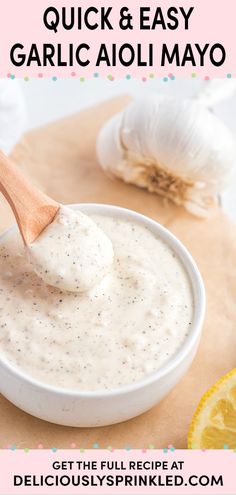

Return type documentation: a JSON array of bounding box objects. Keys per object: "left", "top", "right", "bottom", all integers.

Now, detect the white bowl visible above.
[{"left": 0, "top": 204, "right": 205, "bottom": 427}]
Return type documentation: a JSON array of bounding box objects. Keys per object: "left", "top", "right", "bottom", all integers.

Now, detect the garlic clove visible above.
[
  {"left": 184, "top": 200, "right": 215, "bottom": 218},
  {"left": 196, "top": 79, "right": 236, "bottom": 108},
  {"left": 97, "top": 95, "right": 236, "bottom": 217},
  {"left": 0, "top": 80, "right": 26, "bottom": 154}
]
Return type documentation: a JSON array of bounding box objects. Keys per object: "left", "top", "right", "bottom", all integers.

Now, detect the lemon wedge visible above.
[{"left": 188, "top": 369, "right": 236, "bottom": 449}]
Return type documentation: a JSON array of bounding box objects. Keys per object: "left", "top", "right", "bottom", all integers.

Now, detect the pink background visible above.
[
  {"left": 0, "top": 449, "right": 235, "bottom": 494},
  {"left": 0, "top": 0, "right": 235, "bottom": 78}
]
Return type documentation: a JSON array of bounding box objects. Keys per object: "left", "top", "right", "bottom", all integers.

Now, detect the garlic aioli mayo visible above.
[{"left": 0, "top": 211, "right": 193, "bottom": 391}]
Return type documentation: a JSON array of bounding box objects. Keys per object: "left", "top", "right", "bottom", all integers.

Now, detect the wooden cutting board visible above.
[{"left": 0, "top": 95, "right": 235, "bottom": 449}]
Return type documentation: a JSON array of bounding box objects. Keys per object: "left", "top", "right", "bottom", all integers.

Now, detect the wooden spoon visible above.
[{"left": 0, "top": 150, "right": 59, "bottom": 244}]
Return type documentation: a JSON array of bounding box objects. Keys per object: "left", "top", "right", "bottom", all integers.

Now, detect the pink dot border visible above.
[{"left": 5, "top": 73, "right": 234, "bottom": 82}]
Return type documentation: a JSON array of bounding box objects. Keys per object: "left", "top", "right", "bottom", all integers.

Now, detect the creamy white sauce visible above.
[
  {"left": 0, "top": 211, "right": 193, "bottom": 391},
  {"left": 27, "top": 206, "right": 114, "bottom": 292}
]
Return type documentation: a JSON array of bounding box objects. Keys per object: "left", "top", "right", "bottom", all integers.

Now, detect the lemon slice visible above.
[{"left": 188, "top": 369, "right": 236, "bottom": 449}]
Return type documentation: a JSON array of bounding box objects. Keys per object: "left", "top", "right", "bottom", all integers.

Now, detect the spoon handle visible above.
[{"left": 0, "top": 150, "right": 59, "bottom": 244}]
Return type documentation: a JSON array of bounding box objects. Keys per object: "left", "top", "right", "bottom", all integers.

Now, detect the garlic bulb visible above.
[
  {"left": 0, "top": 80, "right": 25, "bottom": 155},
  {"left": 97, "top": 83, "right": 236, "bottom": 216}
]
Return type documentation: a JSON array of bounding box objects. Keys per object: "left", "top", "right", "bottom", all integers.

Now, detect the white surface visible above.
[
  {"left": 0, "top": 80, "right": 25, "bottom": 154},
  {"left": 16, "top": 78, "right": 236, "bottom": 220}
]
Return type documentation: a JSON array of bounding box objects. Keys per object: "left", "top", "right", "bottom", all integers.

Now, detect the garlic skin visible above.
[{"left": 97, "top": 95, "right": 236, "bottom": 216}]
